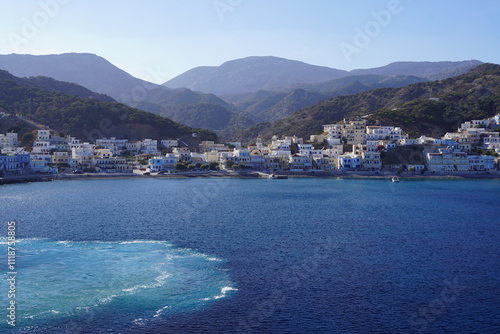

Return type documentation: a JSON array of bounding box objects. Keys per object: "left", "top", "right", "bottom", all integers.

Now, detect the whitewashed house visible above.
[
  {"left": 337, "top": 154, "right": 362, "bottom": 171},
  {"left": 161, "top": 139, "right": 178, "bottom": 148},
  {"left": 426, "top": 148, "right": 469, "bottom": 172},
  {"left": 467, "top": 155, "right": 495, "bottom": 171},
  {"left": 148, "top": 154, "right": 178, "bottom": 172},
  {"left": 91, "top": 149, "right": 130, "bottom": 172},
  {"left": 361, "top": 152, "right": 382, "bottom": 171},
  {"left": 96, "top": 137, "right": 128, "bottom": 156},
  {"left": 142, "top": 139, "right": 160, "bottom": 156},
  {"left": 289, "top": 154, "right": 312, "bottom": 171}
]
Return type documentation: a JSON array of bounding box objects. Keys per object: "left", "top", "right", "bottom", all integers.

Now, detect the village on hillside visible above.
[{"left": 1, "top": 112, "right": 500, "bottom": 177}]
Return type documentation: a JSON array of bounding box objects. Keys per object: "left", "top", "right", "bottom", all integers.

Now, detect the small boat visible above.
[
  {"left": 269, "top": 173, "right": 288, "bottom": 180},
  {"left": 391, "top": 176, "right": 400, "bottom": 183}
]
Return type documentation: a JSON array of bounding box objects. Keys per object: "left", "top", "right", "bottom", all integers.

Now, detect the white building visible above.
[
  {"left": 161, "top": 139, "right": 178, "bottom": 148},
  {"left": 361, "top": 151, "right": 382, "bottom": 171},
  {"left": 289, "top": 154, "right": 313, "bottom": 171},
  {"left": 51, "top": 152, "right": 69, "bottom": 165},
  {"left": 232, "top": 149, "right": 251, "bottom": 165},
  {"left": 459, "top": 119, "right": 491, "bottom": 132},
  {"left": 0, "top": 133, "right": 19, "bottom": 151},
  {"left": 96, "top": 137, "right": 128, "bottom": 156},
  {"left": 366, "top": 126, "right": 406, "bottom": 141},
  {"left": 91, "top": 149, "right": 130, "bottom": 172},
  {"left": 467, "top": 155, "right": 495, "bottom": 171},
  {"left": 30, "top": 153, "right": 52, "bottom": 164},
  {"left": 31, "top": 140, "right": 51, "bottom": 154},
  {"left": 126, "top": 141, "right": 142, "bottom": 153},
  {"left": 426, "top": 148, "right": 468, "bottom": 172},
  {"left": 172, "top": 147, "right": 191, "bottom": 162},
  {"left": 337, "top": 154, "right": 362, "bottom": 170},
  {"left": 72, "top": 142, "right": 95, "bottom": 166},
  {"left": 142, "top": 139, "right": 160, "bottom": 155},
  {"left": 482, "top": 133, "right": 500, "bottom": 151},
  {"left": 0, "top": 154, "right": 30, "bottom": 175},
  {"left": 148, "top": 154, "right": 178, "bottom": 172},
  {"left": 37, "top": 129, "right": 50, "bottom": 141}
]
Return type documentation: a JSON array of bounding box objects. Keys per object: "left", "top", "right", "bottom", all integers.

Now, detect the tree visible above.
[
  {"left": 174, "top": 162, "right": 187, "bottom": 171},
  {"left": 201, "top": 164, "right": 209, "bottom": 170},
  {"left": 237, "top": 163, "right": 246, "bottom": 170},
  {"left": 187, "top": 164, "right": 196, "bottom": 170},
  {"left": 209, "top": 162, "right": 219, "bottom": 170},
  {"left": 225, "top": 160, "right": 235, "bottom": 169}
]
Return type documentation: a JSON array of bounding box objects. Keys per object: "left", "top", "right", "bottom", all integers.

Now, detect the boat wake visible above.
[{"left": 0, "top": 238, "right": 237, "bottom": 331}]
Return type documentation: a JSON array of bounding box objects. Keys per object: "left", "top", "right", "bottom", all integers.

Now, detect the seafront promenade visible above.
[{"left": 2, "top": 169, "right": 499, "bottom": 185}]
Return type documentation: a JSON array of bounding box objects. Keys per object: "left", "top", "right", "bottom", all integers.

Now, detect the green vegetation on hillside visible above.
[
  {"left": 159, "top": 103, "right": 254, "bottom": 133},
  {"left": 233, "top": 64, "right": 500, "bottom": 142},
  {"left": 0, "top": 70, "right": 217, "bottom": 142}
]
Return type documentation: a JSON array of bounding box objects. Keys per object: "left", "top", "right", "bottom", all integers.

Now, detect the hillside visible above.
[
  {"left": 22, "top": 76, "right": 115, "bottom": 102},
  {"left": 234, "top": 75, "right": 429, "bottom": 123},
  {"left": 350, "top": 60, "right": 482, "bottom": 78},
  {"left": 164, "top": 56, "right": 348, "bottom": 95},
  {"left": 0, "top": 53, "right": 236, "bottom": 115},
  {"left": 231, "top": 64, "right": 500, "bottom": 142},
  {"left": 159, "top": 103, "right": 254, "bottom": 132},
  {"left": 131, "top": 86, "right": 235, "bottom": 116},
  {"left": 0, "top": 53, "right": 153, "bottom": 100},
  {"left": 0, "top": 70, "right": 216, "bottom": 142}
]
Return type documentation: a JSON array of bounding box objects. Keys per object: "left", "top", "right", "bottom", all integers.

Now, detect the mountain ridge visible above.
[
  {"left": 0, "top": 69, "right": 217, "bottom": 143},
  {"left": 164, "top": 56, "right": 483, "bottom": 96},
  {"left": 230, "top": 63, "right": 500, "bottom": 142}
]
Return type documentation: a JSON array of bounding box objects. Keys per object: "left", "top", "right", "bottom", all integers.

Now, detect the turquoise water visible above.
[
  {"left": 0, "top": 238, "right": 235, "bottom": 331},
  {"left": 0, "top": 178, "right": 499, "bottom": 333}
]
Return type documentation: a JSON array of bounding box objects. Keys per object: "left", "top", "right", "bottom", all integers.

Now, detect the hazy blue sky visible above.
[{"left": 1, "top": 0, "right": 499, "bottom": 82}]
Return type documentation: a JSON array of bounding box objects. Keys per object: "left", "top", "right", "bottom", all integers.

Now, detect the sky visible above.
[{"left": 0, "top": 0, "right": 499, "bottom": 83}]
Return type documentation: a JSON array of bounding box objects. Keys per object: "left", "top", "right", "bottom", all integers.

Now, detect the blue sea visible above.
[{"left": 0, "top": 177, "right": 499, "bottom": 333}]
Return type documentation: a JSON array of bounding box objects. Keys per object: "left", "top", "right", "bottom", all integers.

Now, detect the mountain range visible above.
[
  {"left": 232, "top": 63, "right": 500, "bottom": 142},
  {"left": 0, "top": 69, "right": 216, "bottom": 144},
  {"left": 164, "top": 56, "right": 482, "bottom": 96},
  {"left": 164, "top": 56, "right": 349, "bottom": 96},
  {"left": 0, "top": 53, "right": 492, "bottom": 142}
]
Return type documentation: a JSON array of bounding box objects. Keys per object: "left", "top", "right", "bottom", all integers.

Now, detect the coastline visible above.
[{"left": 2, "top": 170, "right": 500, "bottom": 185}]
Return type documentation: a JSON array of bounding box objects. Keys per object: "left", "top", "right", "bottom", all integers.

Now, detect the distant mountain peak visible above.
[
  {"left": 164, "top": 56, "right": 348, "bottom": 95},
  {"left": 164, "top": 57, "right": 485, "bottom": 96},
  {"left": 0, "top": 52, "right": 154, "bottom": 100}
]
